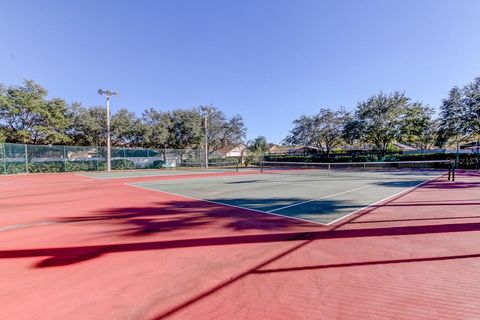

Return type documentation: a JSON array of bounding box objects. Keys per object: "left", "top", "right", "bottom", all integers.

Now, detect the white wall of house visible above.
[{"left": 224, "top": 144, "right": 246, "bottom": 157}]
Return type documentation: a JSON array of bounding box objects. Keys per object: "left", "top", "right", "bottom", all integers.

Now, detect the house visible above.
[
  {"left": 460, "top": 141, "right": 480, "bottom": 152},
  {"left": 339, "top": 143, "right": 418, "bottom": 152},
  {"left": 267, "top": 145, "right": 320, "bottom": 155},
  {"left": 393, "top": 142, "right": 417, "bottom": 151},
  {"left": 215, "top": 144, "right": 247, "bottom": 157},
  {"left": 268, "top": 145, "right": 292, "bottom": 155}
]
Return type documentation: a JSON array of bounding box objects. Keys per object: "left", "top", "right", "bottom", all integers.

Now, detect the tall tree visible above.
[
  {"left": 67, "top": 104, "right": 106, "bottom": 146},
  {"left": 141, "top": 108, "right": 172, "bottom": 160},
  {"left": 201, "top": 106, "right": 246, "bottom": 155},
  {"left": 0, "top": 80, "right": 71, "bottom": 144},
  {"left": 437, "top": 87, "right": 469, "bottom": 148},
  {"left": 400, "top": 102, "right": 437, "bottom": 151},
  {"left": 169, "top": 108, "right": 203, "bottom": 151},
  {"left": 284, "top": 108, "right": 349, "bottom": 157},
  {"left": 353, "top": 91, "right": 409, "bottom": 153},
  {"left": 110, "top": 108, "right": 144, "bottom": 147},
  {"left": 248, "top": 136, "right": 269, "bottom": 154},
  {"left": 464, "top": 77, "right": 480, "bottom": 140}
]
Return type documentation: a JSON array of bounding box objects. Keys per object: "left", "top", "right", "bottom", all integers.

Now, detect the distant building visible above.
[
  {"left": 268, "top": 145, "right": 320, "bottom": 155},
  {"left": 393, "top": 142, "right": 417, "bottom": 151},
  {"left": 460, "top": 141, "right": 480, "bottom": 152},
  {"left": 215, "top": 144, "right": 247, "bottom": 158}
]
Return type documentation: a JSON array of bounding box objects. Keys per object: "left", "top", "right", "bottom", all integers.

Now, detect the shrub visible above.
[{"left": 151, "top": 160, "right": 164, "bottom": 169}]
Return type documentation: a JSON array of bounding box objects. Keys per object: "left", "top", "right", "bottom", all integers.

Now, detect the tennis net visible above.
[
  {"left": 260, "top": 160, "right": 455, "bottom": 181},
  {"left": 176, "top": 161, "right": 239, "bottom": 172}
]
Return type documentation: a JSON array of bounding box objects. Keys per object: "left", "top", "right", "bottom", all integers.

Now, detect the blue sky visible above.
[{"left": 1, "top": 0, "right": 480, "bottom": 143}]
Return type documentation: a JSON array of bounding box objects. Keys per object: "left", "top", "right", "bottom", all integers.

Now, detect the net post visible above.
[
  {"left": 24, "top": 144, "right": 28, "bottom": 173},
  {"left": 452, "top": 162, "right": 455, "bottom": 182},
  {"left": 448, "top": 162, "right": 451, "bottom": 181},
  {"left": 328, "top": 163, "right": 331, "bottom": 176},
  {"left": 260, "top": 161, "right": 264, "bottom": 173}
]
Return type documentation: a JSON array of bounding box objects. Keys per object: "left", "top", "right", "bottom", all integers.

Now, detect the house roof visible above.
[
  {"left": 268, "top": 145, "right": 320, "bottom": 154},
  {"left": 216, "top": 143, "right": 246, "bottom": 155},
  {"left": 393, "top": 142, "right": 417, "bottom": 151},
  {"left": 460, "top": 141, "right": 480, "bottom": 149}
]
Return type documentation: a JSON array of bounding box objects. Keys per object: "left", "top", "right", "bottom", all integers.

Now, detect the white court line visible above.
[
  {"left": 267, "top": 184, "right": 379, "bottom": 213},
  {"left": 325, "top": 173, "right": 444, "bottom": 226},
  {"left": 0, "top": 221, "right": 57, "bottom": 233},
  {"left": 126, "top": 183, "right": 327, "bottom": 226}
]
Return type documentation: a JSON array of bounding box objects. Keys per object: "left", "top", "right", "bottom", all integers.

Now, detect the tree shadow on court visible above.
[
  {"left": 252, "top": 252, "right": 480, "bottom": 275},
  {"left": 1, "top": 220, "right": 480, "bottom": 269},
  {"left": 373, "top": 180, "right": 426, "bottom": 188},
  {"left": 55, "top": 197, "right": 362, "bottom": 236},
  {"left": 421, "top": 181, "right": 480, "bottom": 189},
  {"left": 2, "top": 170, "right": 480, "bottom": 272}
]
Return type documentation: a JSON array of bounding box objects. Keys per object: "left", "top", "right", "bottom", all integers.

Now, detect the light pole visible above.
[
  {"left": 202, "top": 106, "right": 213, "bottom": 168},
  {"left": 204, "top": 113, "right": 208, "bottom": 168},
  {"left": 98, "top": 89, "right": 118, "bottom": 172}
]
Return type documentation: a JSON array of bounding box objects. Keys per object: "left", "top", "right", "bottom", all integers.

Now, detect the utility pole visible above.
[
  {"left": 204, "top": 113, "right": 208, "bottom": 168},
  {"left": 98, "top": 89, "right": 118, "bottom": 172}
]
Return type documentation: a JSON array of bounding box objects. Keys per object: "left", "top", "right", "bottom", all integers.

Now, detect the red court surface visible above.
[{"left": 1, "top": 171, "right": 479, "bottom": 319}]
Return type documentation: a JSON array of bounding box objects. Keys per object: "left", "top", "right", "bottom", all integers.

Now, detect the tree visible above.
[
  {"left": 0, "top": 80, "right": 71, "bottom": 144},
  {"left": 353, "top": 91, "right": 409, "bottom": 153},
  {"left": 284, "top": 115, "right": 315, "bottom": 147},
  {"left": 248, "top": 136, "right": 269, "bottom": 154},
  {"left": 463, "top": 77, "right": 480, "bottom": 167},
  {"left": 169, "top": 108, "right": 203, "bottom": 151},
  {"left": 246, "top": 136, "right": 269, "bottom": 165},
  {"left": 67, "top": 104, "right": 106, "bottom": 146},
  {"left": 464, "top": 77, "right": 480, "bottom": 140},
  {"left": 141, "top": 108, "right": 172, "bottom": 161},
  {"left": 68, "top": 104, "right": 143, "bottom": 147},
  {"left": 400, "top": 102, "right": 437, "bottom": 151},
  {"left": 284, "top": 108, "right": 349, "bottom": 157},
  {"left": 437, "top": 87, "right": 469, "bottom": 148},
  {"left": 110, "top": 108, "right": 143, "bottom": 147},
  {"left": 201, "top": 106, "right": 247, "bottom": 156}
]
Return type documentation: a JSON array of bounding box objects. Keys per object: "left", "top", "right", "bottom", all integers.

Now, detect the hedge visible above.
[{"left": 0, "top": 159, "right": 137, "bottom": 174}]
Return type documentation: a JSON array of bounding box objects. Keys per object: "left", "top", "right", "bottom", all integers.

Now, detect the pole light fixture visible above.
[{"left": 98, "top": 89, "right": 118, "bottom": 172}]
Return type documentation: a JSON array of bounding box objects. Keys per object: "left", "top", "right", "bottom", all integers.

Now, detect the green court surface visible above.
[{"left": 131, "top": 169, "right": 445, "bottom": 224}]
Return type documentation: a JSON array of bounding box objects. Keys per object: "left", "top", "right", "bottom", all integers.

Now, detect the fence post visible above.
[
  {"left": 24, "top": 144, "right": 28, "bottom": 173},
  {"left": 96, "top": 147, "right": 99, "bottom": 171},
  {"left": 477, "top": 139, "right": 479, "bottom": 171},
  {"left": 2, "top": 143, "right": 6, "bottom": 175},
  {"left": 123, "top": 148, "right": 126, "bottom": 170},
  {"left": 147, "top": 149, "right": 150, "bottom": 170},
  {"left": 63, "top": 146, "right": 67, "bottom": 172},
  {"left": 455, "top": 141, "right": 460, "bottom": 168}
]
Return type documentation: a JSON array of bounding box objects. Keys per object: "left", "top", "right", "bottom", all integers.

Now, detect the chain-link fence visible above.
[{"left": 0, "top": 143, "right": 205, "bottom": 175}]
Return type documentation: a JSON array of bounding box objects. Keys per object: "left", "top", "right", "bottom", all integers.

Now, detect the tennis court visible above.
[
  {"left": 1, "top": 161, "right": 479, "bottom": 320},
  {"left": 131, "top": 161, "right": 452, "bottom": 224}
]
